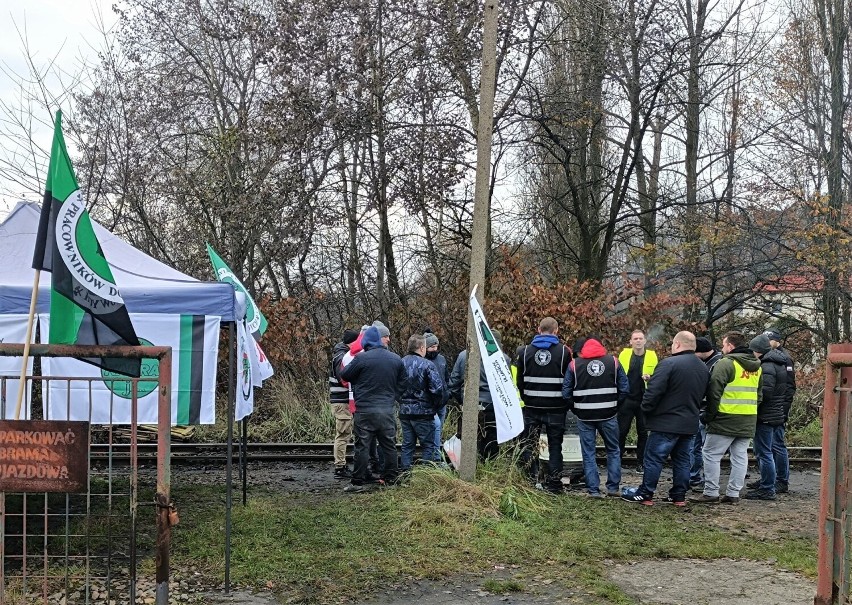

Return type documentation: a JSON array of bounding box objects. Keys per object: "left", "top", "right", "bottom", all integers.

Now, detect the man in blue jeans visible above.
[
  {"left": 562, "top": 336, "right": 629, "bottom": 498},
  {"left": 399, "top": 334, "right": 444, "bottom": 471},
  {"left": 623, "top": 331, "right": 709, "bottom": 506}
]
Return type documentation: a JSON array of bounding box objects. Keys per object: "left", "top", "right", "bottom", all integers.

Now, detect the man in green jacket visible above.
[{"left": 690, "top": 331, "right": 762, "bottom": 504}]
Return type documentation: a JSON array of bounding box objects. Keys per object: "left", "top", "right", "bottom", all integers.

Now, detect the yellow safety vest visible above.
[
  {"left": 510, "top": 364, "right": 525, "bottom": 408},
  {"left": 718, "top": 360, "right": 761, "bottom": 415},
  {"left": 618, "top": 348, "right": 658, "bottom": 384}
]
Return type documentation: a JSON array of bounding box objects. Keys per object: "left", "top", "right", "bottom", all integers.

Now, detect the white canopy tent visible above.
[
  {"left": 0, "top": 200, "right": 245, "bottom": 424},
  {"left": 0, "top": 201, "right": 244, "bottom": 318}
]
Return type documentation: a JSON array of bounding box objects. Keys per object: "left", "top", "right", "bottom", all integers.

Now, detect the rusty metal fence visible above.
[
  {"left": 0, "top": 344, "right": 172, "bottom": 605},
  {"left": 816, "top": 344, "right": 852, "bottom": 605}
]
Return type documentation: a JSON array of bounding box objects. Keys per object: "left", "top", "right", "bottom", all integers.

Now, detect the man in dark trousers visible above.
[
  {"left": 762, "top": 329, "right": 796, "bottom": 494},
  {"left": 690, "top": 336, "right": 723, "bottom": 489},
  {"left": 743, "top": 334, "right": 788, "bottom": 501},
  {"left": 617, "top": 330, "right": 658, "bottom": 473},
  {"left": 562, "top": 336, "right": 629, "bottom": 498},
  {"left": 340, "top": 326, "right": 406, "bottom": 492},
  {"left": 516, "top": 317, "right": 572, "bottom": 493},
  {"left": 622, "top": 331, "right": 709, "bottom": 506}
]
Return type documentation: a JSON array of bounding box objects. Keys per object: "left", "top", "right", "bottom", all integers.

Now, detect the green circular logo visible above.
[{"left": 101, "top": 338, "right": 159, "bottom": 399}]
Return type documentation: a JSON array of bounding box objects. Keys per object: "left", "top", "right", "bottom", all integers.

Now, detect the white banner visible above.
[
  {"left": 250, "top": 337, "right": 273, "bottom": 387},
  {"left": 235, "top": 320, "right": 254, "bottom": 421},
  {"left": 470, "top": 289, "right": 524, "bottom": 443},
  {"left": 40, "top": 313, "right": 220, "bottom": 424},
  {"left": 0, "top": 314, "right": 35, "bottom": 419}
]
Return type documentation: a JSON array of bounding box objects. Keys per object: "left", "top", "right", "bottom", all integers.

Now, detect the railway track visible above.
[{"left": 89, "top": 442, "right": 825, "bottom": 466}]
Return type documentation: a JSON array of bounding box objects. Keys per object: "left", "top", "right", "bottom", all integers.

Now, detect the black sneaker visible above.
[
  {"left": 720, "top": 495, "right": 740, "bottom": 505},
  {"left": 621, "top": 492, "right": 653, "bottom": 506},
  {"left": 746, "top": 479, "right": 761, "bottom": 489},
  {"left": 742, "top": 489, "right": 776, "bottom": 501},
  {"left": 344, "top": 482, "right": 366, "bottom": 493},
  {"left": 663, "top": 496, "right": 686, "bottom": 507},
  {"left": 689, "top": 481, "right": 705, "bottom": 492},
  {"left": 334, "top": 467, "right": 352, "bottom": 479},
  {"left": 776, "top": 482, "right": 789, "bottom": 494}
]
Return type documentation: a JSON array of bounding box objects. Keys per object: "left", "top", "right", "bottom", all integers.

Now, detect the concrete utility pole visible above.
[{"left": 459, "top": 0, "right": 500, "bottom": 482}]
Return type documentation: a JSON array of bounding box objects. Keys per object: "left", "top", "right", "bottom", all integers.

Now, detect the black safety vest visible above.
[
  {"left": 571, "top": 356, "right": 619, "bottom": 421},
  {"left": 520, "top": 343, "right": 568, "bottom": 410},
  {"left": 328, "top": 351, "right": 348, "bottom": 404}
]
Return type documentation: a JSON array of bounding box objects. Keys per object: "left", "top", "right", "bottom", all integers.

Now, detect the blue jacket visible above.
[
  {"left": 340, "top": 327, "right": 405, "bottom": 413},
  {"left": 399, "top": 354, "right": 444, "bottom": 416}
]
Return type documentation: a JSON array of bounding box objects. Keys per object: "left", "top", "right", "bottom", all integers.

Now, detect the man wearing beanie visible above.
[
  {"left": 743, "top": 334, "right": 789, "bottom": 501},
  {"left": 341, "top": 326, "right": 406, "bottom": 491},
  {"left": 329, "top": 329, "right": 359, "bottom": 478},
  {"left": 372, "top": 320, "right": 391, "bottom": 347},
  {"left": 691, "top": 331, "right": 762, "bottom": 504},
  {"left": 689, "top": 337, "right": 723, "bottom": 489},
  {"left": 762, "top": 329, "right": 796, "bottom": 494},
  {"left": 424, "top": 332, "right": 450, "bottom": 451}
]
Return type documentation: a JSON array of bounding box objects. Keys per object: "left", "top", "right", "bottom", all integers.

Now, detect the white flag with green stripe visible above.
[{"left": 40, "top": 313, "right": 220, "bottom": 424}]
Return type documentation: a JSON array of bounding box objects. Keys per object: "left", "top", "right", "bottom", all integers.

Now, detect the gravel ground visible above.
[{"left": 173, "top": 461, "right": 821, "bottom": 605}]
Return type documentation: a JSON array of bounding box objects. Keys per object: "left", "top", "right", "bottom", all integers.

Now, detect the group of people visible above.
[{"left": 327, "top": 318, "right": 797, "bottom": 504}]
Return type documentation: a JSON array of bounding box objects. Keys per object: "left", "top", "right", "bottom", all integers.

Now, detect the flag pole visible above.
[{"left": 14, "top": 270, "right": 41, "bottom": 420}]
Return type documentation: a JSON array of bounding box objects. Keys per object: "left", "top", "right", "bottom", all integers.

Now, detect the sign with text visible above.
[{"left": 0, "top": 421, "right": 90, "bottom": 493}]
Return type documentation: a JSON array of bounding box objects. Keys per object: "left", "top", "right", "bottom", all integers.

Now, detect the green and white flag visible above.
[
  {"left": 31, "top": 110, "right": 140, "bottom": 377},
  {"left": 206, "top": 244, "right": 267, "bottom": 337},
  {"left": 235, "top": 319, "right": 254, "bottom": 421},
  {"left": 470, "top": 288, "right": 524, "bottom": 443},
  {"left": 40, "top": 313, "right": 220, "bottom": 424}
]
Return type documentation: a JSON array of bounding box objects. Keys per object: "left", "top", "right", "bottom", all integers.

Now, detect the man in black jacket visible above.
[
  {"left": 765, "top": 329, "right": 796, "bottom": 494},
  {"left": 340, "top": 326, "right": 406, "bottom": 491},
  {"left": 622, "top": 331, "right": 710, "bottom": 506},
  {"left": 689, "top": 337, "right": 723, "bottom": 489},
  {"left": 744, "top": 334, "right": 788, "bottom": 501},
  {"left": 516, "top": 317, "right": 573, "bottom": 493}
]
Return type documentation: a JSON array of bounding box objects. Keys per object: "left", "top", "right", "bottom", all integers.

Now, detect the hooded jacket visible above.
[
  {"left": 641, "top": 350, "right": 709, "bottom": 435},
  {"left": 340, "top": 327, "right": 405, "bottom": 413},
  {"left": 705, "top": 347, "right": 763, "bottom": 438},
  {"left": 399, "top": 354, "right": 445, "bottom": 416},
  {"left": 562, "top": 338, "right": 629, "bottom": 421},
  {"left": 757, "top": 348, "right": 789, "bottom": 426}
]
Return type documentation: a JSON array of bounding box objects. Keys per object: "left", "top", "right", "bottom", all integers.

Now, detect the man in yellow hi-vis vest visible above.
[{"left": 690, "top": 331, "right": 762, "bottom": 504}]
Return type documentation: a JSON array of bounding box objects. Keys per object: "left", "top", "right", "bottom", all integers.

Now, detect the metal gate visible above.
[
  {"left": 0, "top": 344, "right": 173, "bottom": 605},
  {"left": 816, "top": 343, "right": 852, "bottom": 605}
]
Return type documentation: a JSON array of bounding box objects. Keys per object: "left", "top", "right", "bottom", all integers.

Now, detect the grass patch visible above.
[{"left": 170, "top": 460, "right": 816, "bottom": 604}]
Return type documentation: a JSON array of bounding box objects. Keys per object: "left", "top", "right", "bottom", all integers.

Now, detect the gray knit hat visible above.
[
  {"left": 424, "top": 332, "right": 439, "bottom": 348},
  {"left": 749, "top": 334, "right": 771, "bottom": 355},
  {"left": 372, "top": 320, "right": 390, "bottom": 338}
]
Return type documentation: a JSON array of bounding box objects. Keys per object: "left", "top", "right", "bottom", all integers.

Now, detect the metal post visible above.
[
  {"left": 225, "top": 322, "right": 235, "bottom": 593},
  {"left": 155, "top": 350, "right": 173, "bottom": 605},
  {"left": 242, "top": 418, "right": 248, "bottom": 506}
]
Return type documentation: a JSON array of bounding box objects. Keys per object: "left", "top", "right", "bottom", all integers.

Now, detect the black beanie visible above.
[{"left": 342, "top": 329, "right": 359, "bottom": 344}]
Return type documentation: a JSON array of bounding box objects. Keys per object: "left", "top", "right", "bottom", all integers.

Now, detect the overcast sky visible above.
[{"left": 0, "top": 0, "right": 116, "bottom": 218}]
